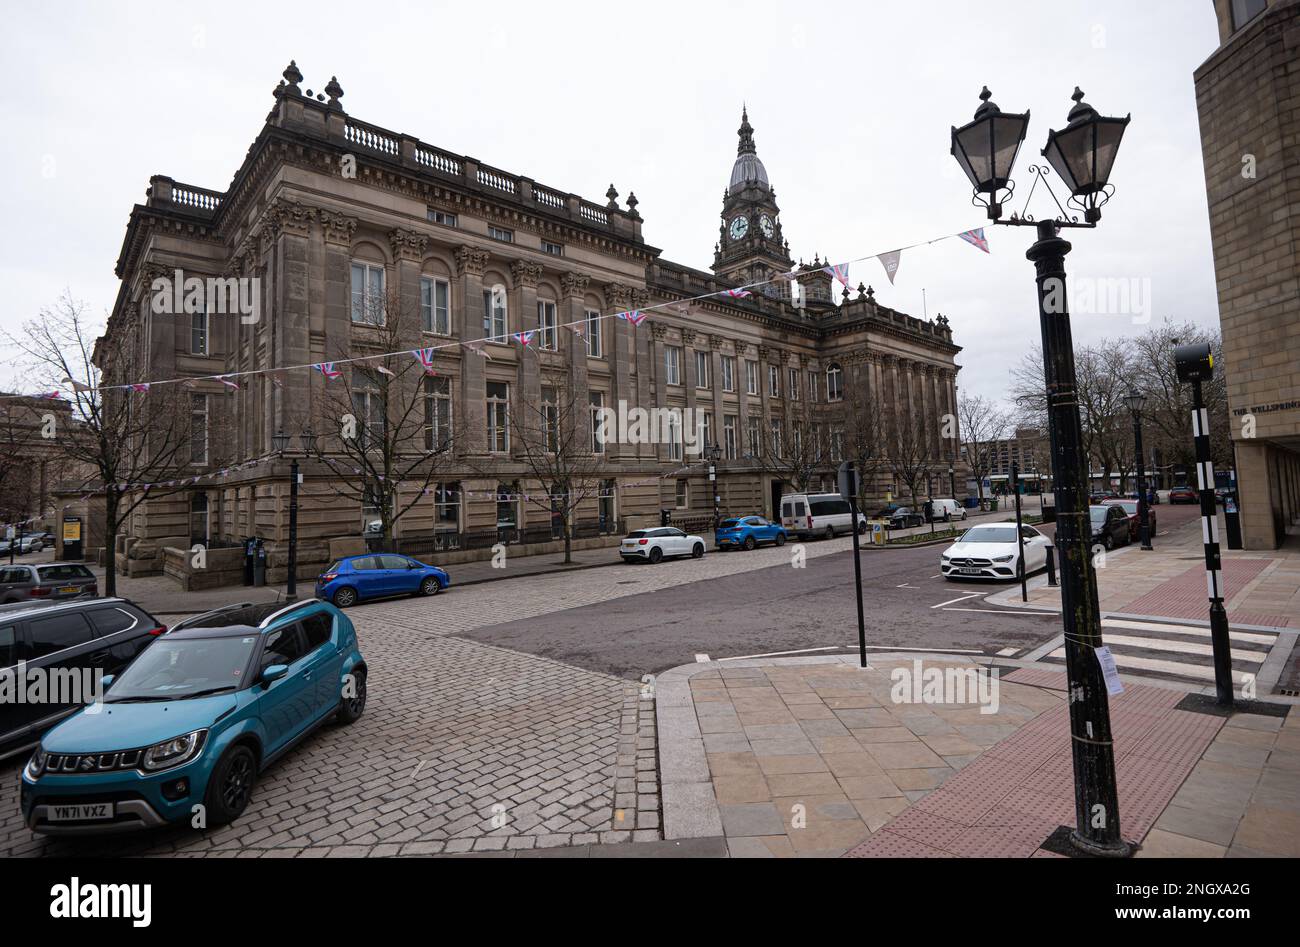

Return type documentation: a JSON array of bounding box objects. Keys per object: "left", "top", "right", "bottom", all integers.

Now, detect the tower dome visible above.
[{"left": 728, "top": 107, "right": 769, "bottom": 190}]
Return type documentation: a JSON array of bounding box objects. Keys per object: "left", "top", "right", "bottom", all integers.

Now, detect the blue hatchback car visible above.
[
  {"left": 316, "top": 553, "right": 450, "bottom": 608},
  {"left": 20, "top": 600, "right": 366, "bottom": 835},
  {"left": 715, "top": 515, "right": 788, "bottom": 551}
]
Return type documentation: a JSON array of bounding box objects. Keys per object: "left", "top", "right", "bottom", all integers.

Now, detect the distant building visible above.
[
  {"left": 964, "top": 428, "right": 1049, "bottom": 493},
  {"left": 1195, "top": 0, "right": 1300, "bottom": 548}
]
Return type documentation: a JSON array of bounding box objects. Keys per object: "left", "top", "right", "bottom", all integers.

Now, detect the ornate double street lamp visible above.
[
  {"left": 272, "top": 427, "right": 318, "bottom": 601},
  {"left": 951, "top": 86, "right": 1132, "bottom": 857},
  {"left": 1124, "top": 390, "right": 1153, "bottom": 550}
]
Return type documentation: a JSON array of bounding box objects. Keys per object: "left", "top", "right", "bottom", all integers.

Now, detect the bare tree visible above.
[
  {"left": 0, "top": 398, "right": 44, "bottom": 538},
  {"left": 958, "top": 394, "right": 1011, "bottom": 505},
  {"left": 5, "top": 292, "right": 191, "bottom": 595},
  {"left": 835, "top": 382, "right": 890, "bottom": 508},
  {"left": 761, "top": 415, "right": 831, "bottom": 493},
  {"left": 488, "top": 372, "right": 608, "bottom": 564},
  {"left": 311, "top": 290, "right": 456, "bottom": 545},
  {"left": 887, "top": 413, "right": 934, "bottom": 508}
]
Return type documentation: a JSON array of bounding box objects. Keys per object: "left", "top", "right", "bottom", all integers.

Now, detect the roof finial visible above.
[{"left": 737, "top": 105, "right": 756, "bottom": 156}]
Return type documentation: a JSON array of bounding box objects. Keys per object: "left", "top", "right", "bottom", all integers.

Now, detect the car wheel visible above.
[
  {"left": 204, "top": 744, "right": 258, "bottom": 827},
  {"left": 336, "top": 668, "right": 367, "bottom": 724},
  {"left": 692, "top": 542, "right": 705, "bottom": 559},
  {"left": 332, "top": 586, "right": 358, "bottom": 608},
  {"left": 743, "top": 536, "right": 756, "bottom": 551},
  {"left": 824, "top": 526, "right": 835, "bottom": 540},
  {"left": 1102, "top": 534, "right": 1113, "bottom": 551},
  {"left": 961, "top": 510, "right": 967, "bottom": 520},
  {"left": 419, "top": 575, "right": 442, "bottom": 596},
  {"left": 649, "top": 546, "right": 663, "bottom": 564},
  {"left": 857, "top": 520, "right": 868, "bottom": 534},
  {"left": 775, "top": 533, "right": 786, "bottom": 547},
  {"left": 944, "top": 512, "right": 951, "bottom": 522}
]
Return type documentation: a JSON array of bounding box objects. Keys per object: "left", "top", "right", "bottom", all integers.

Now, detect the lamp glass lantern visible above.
[
  {"left": 1124, "top": 390, "right": 1147, "bottom": 415},
  {"left": 271, "top": 429, "right": 291, "bottom": 454},
  {"left": 299, "top": 427, "right": 318, "bottom": 454},
  {"left": 950, "top": 87, "right": 1030, "bottom": 220},
  {"left": 1041, "top": 88, "right": 1131, "bottom": 223}
]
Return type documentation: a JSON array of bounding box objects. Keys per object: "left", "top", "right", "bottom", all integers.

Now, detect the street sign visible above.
[{"left": 837, "top": 461, "right": 859, "bottom": 501}]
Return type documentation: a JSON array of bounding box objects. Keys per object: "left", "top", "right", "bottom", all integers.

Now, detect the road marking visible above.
[
  {"left": 897, "top": 583, "right": 919, "bottom": 589},
  {"left": 694, "top": 653, "right": 711, "bottom": 663},
  {"left": 852, "top": 644, "right": 986, "bottom": 655},
  {"left": 940, "top": 607, "right": 1059, "bottom": 616},
  {"left": 1102, "top": 618, "right": 1275, "bottom": 646},
  {"left": 996, "top": 647, "right": 1019, "bottom": 657},
  {"left": 1094, "top": 634, "right": 1267, "bottom": 663},
  {"left": 930, "top": 592, "right": 985, "bottom": 609},
  {"left": 1046, "top": 647, "right": 1255, "bottom": 684},
  {"left": 719, "top": 645, "right": 844, "bottom": 661}
]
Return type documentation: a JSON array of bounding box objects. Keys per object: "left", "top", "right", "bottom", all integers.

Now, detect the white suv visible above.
[{"left": 620, "top": 527, "right": 706, "bottom": 564}]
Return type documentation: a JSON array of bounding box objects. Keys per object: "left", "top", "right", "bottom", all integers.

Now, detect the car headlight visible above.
[
  {"left": 142, "top": 730, "right": 207, "bottom": 771},
  {"left": 941, "top": 554, "right": 951, "bottom": 561},
  {"left": 24, "top": 745, "right": 46, "bottom": 780},
  {"left": 993, "top": 555, "right": 1014, "bottom": 562}
]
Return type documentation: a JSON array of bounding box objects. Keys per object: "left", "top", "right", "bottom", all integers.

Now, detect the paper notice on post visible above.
[{"left": 1095, "top": 646, "right": 1124, "bottom": 696}]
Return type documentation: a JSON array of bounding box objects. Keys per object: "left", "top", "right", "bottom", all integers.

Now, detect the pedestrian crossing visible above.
[{"left": 1041, "top": 617, "right": 1281, "bottom": 687}]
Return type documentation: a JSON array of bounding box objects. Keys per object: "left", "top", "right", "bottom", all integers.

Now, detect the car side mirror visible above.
[
  {"left": 261, "top": 663, "right": 289, "bottom": 685},
  {"left": 408, "top": 562, "right": 420, "bottom": 569},
  {"left": 99, "top": 674, "right": 114, "bottom": 689}
]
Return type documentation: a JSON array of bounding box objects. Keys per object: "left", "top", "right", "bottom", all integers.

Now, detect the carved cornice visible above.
[
  {"left": 454, "top": 245, "right": 491, "bottom": 278},
  {"left": 389, "top": 228, "right": 428, "bottom": 262},
  {"left": 319, "top": 210, "right": 358, "bottom": 246},
  {"left": 561, "top": 271, "right": 590, "bottom": 299},
  {"left": 756, "top": 345, "right": 771, "bottom": 362},
  {"left": 650, "top": 322, "right": 669, "bottom": 341},
  {"left": 709, "top": 334, "right": 726, "bottom": 350},
  {"left": 680, "top": 328, "right": 698, "bottom": 345},
  {"left": 510, "top": 259, "right": 543, "bottom": 288},
  {"left": 631, "top": 289, "right": 651, "bottom": 310}
]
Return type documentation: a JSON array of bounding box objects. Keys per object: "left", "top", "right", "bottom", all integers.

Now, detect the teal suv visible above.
[{"left": 20, "top": 600, "right": 367, "bottom": 835}]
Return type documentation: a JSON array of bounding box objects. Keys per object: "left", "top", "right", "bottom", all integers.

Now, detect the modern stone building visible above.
[
  {"left": 1195, "top": 0, "right": 1300, "bottom": 548},
  {"left": 94, "top": 63, "right": 964, "bottom": 583}
]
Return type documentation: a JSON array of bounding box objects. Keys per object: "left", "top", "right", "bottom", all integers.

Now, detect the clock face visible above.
[
  {"left": 759, "top": 214, "right": 775, "bottom": 238},
  {"left": 729, "top": 215, "right": 749, "bottom": 240}
]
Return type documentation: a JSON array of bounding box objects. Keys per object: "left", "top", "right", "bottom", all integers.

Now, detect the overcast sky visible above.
[{"left": 0, "top": 0, "right": 1222, "bottom": 407}]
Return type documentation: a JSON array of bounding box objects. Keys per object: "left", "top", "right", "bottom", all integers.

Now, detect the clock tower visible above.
[{"left": 711, "top": 107, "right": 794, "bottom": 296}]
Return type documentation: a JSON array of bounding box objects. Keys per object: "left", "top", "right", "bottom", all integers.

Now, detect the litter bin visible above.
[
  {"left": 1224, "top": 494, "right": 1243, "bottom": 550},
  {"left": 988, "top": 497, "right": 1000, "bottom": 512},
  {"left": 253, "top": 538, "right": 268, "bottom": 587}
]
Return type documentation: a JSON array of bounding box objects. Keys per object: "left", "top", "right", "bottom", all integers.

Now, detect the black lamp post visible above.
[
  {"left": 1124, "top": 390, "right": 1153, "bottom": 550},
  {"left": 951, "top": 86, "right": 1131, "bottom": 857},
  {"left": 708, "top": 443, "right": 722, "bottom": 531},
  {"left": 273, "top": 427, "right": 317, "bottom": 600}
]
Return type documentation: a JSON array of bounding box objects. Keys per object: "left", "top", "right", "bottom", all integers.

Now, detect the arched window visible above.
[{"left": 826, "top": 363, "right": 844, "bottom": 402}]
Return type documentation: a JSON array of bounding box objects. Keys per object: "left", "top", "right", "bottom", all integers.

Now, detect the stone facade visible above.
[
  {"left": 1195, "top": 0, "right": 1300, "bottom": 548},
  {"left": 96, "top": 64, "right": 964, "bottom": 581}
]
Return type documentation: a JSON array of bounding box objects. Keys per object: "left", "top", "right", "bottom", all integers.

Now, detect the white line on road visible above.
[
  {"left": 996, "top": 647, "right": 1019, "bottom": 656},
  {"left": 694, "top": 653, "right": 711, "bottom": 663},
  {"left": 718, "top": 645, "right": 845, "bottom": 661},
  {"left": 941, "top": 607, "right": 1059, "bottom": 616},
  {"left": 1102, "top": 618, "right": 1276, "bottom": 646},
  {"left": 853, "top": 644, "right": 986, "bottom": 655},
  {"left": 930, "top": 592, "right": 985, "bottom": 609}
]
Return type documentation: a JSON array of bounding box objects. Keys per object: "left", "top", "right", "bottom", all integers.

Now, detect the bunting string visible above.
[{"left": 3, "top": 225, "right": 991, "bottom": 402}]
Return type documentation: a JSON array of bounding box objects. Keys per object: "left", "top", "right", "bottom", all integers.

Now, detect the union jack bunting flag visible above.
[
  {"left": 619, "top": 310, "right": 647, "bottom": 327},
  {"left": 462, "top": 340, "right": 490, "bottom": 359},
  {"left": 313, "top": 362, "right": 342, "bottom": 379},
  {"left": 512, "top": 329, "right": 536, "bottom": 346},
  {"left": 218, "top": 376, "right": 241, "bottom": 389},
  {"left": 723, "top": 288, "right": 752, "bottom": 298},
  {"left": 375, "top": 365, "right": 396, "bottom": 377},
  {"left": 128, "top": 383, "right": 151, "bottom": 393},
  {"left": 565, "top": 322, "right": 585, "bottom": 338},
  {"left": 411, "top": 348, "right": 439, "bottom": 373},
  {"left": 823, "top": 263, "right": 851, "bottom": 287},
  {"left": 958, "top": 228, "right": 990, "bottom": 253}
]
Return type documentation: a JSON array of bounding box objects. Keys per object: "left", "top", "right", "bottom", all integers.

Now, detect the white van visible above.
[
  {"left": 931, "top": 499, "right": 967, "bottom": 522},
  {"left": 781, "top": 493, "right": 868, "bottom": 539}
]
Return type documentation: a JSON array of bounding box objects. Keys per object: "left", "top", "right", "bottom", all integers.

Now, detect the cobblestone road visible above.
[{"left": 1, "top": 538, "right": 860, "bottom": 857}]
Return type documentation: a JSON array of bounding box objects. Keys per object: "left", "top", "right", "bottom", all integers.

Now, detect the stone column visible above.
[
  {"left": 651, "top": 322, "right": 669, "bottom": 463},
  {"left": 561, "top": 272, "right": 592, "bottom": 459},
  {"left": 511, "top": 259, "right": 543, "bottom": 460},
  {"left": 604, "top": 282, "right": 634, "bottom": 462},
  {"left": 265, "top": 198, "right": 316, "bottom": 452},
  {"left": 710, "top": 334, "right": 726, "bottom": 455},
  {"left": 681, "top": 327, "right": 700, "bottom": 457},
  {"left": 454, "top": 245, "right": 491, "bottom": 455}
]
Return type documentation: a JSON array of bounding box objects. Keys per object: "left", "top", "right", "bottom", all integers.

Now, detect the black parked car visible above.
[
  {"left": 0, "top": 598, "right": 167, "bottom": 761},
  {"left": 888, "top": 507, "right": 925, "bottom": 529},
  {"left": 1088, "top": 504, "right": 1132, "bottom": 551}
]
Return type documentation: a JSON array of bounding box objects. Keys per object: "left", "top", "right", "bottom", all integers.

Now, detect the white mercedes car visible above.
[
  {"left": 940, "top": 521, "right": 1052, "bottom": 581},
  {"left": 620, "top": 527, "right": 706, "bottom": 564}
]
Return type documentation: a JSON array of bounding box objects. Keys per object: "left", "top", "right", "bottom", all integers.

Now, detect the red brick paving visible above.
[
  {"left": 1124, "top": 559, "right": 1286, "bottom": 625},
  {"left": 844, "top": 669, "right": 1224, "bottom": 858}
]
